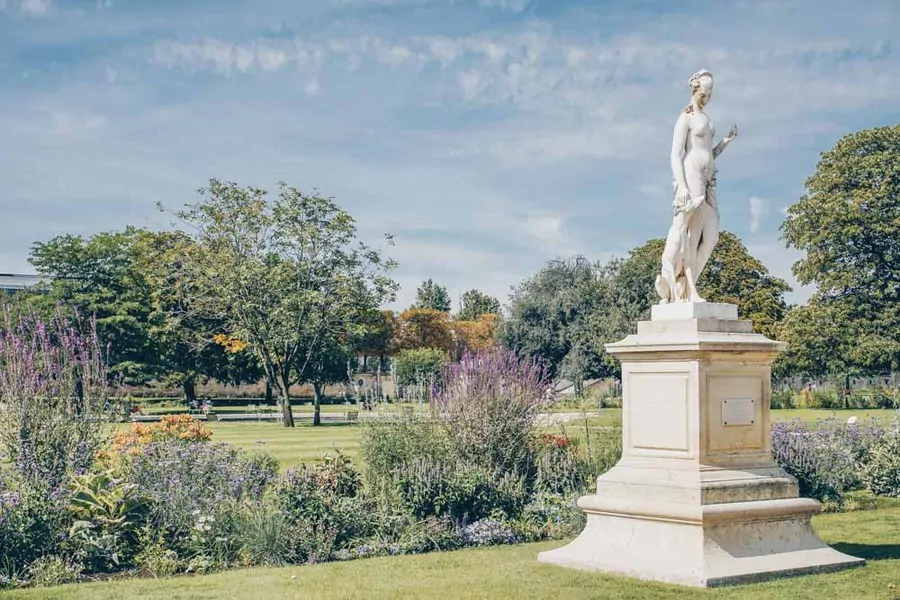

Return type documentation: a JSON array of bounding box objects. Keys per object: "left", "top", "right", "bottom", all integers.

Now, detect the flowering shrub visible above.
[
  {"left": 0, "top": 306, "right": 116, "bottom": 491},
  {"left": 270, "top": 455, "right": 375, "bottom": 562},
  {"left": 0, "top": 482, "right": 70, "bottom": 575},
  {"left": 771, "top": 418, "right": 884, "bottom": 504},
  {"left": 460, "top": 517, "right": 521, "bottom": 547},
  {"left": 107, "top": 415, "right": 212, "bottom": 457},
  {"left": 125, "top": 443, "right": 277, "bottom": 547},
  {"left": 431, "top": 346, "right": 554, "bottom": 478},
  {"left": 539, "top": 434, "right": 573, "bottom": 448}
]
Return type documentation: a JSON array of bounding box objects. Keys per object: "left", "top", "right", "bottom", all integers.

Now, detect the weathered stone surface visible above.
[{"left": 537, "top": 303, "right": 864, "bottom": 587}]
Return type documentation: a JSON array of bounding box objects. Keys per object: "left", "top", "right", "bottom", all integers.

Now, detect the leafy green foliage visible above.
[
  {"left": 414, "top": 279, "right": 451, "bottom": 312},
  {"left": 862, "top": 417, "right": 900, "bottom": 497},
  {"left": 781, "top": 125, "right": 900, "bottom": 375},
  {"left": 28, "top": 228, "right": 158, "bottom": 384},
  {"left": 618, "top": 232, "right": 790, "bottom": 339},
  {"left": 458, "top": 289, "right": 501, "bottom": 321},
  {"left": 393, "top": 348, "right": 449, "bottom": 385},
  {"left": 170, "top": 179, "right": 398, "bottom": 426},
  {"left": 499, "top": 256, "right": 616, "bottom": 382},
  {"left": 67, "top": 472, "right": 149, "bottom": 571}
]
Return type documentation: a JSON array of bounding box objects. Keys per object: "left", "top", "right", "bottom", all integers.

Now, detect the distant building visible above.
[{"left": 0, "top": 273, "right": 48, "bottom": 294}]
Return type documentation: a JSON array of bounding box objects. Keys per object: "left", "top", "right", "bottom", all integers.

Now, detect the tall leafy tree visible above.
[
  {"left": 414, "top": 278, "right": 452, "bottom": 312},
  {"left": 134, "top": 229, "right": 253, "bottom": 403},
  {"left": 172, "top": 179, "right": 398, "bottom": 427},
  {"left": 451, "top": 313, "right": 499, "bottom": 360},
  {"left": 28, "top": 227, "right": 159, "bottom": 384},
  {"left": 499, "top": 256, "right": 614, "bottom": 386},
  {"left": 354, "top": 309, "right": 397, "bottom": 372},
  {"left": 781, "top": 124, "right": 900, "bottom": 373},
  {"left": 458, "top": 289, "right": 501, "bottom": 321},
  {"left": 500, "top": 234, "right": 791, "bottom": 386}
]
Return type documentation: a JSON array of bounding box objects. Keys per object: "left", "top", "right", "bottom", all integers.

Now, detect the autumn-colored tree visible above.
[
  {"left": 451, "top": 313, "right": 498, "bottom": 360},
  {"left": 392, "top": 307, "right": 454, "bottom": 353}
]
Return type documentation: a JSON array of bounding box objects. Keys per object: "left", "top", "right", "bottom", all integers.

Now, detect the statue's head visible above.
[{"left": 688, "top": 69, "right": 714, "bottom": 108}]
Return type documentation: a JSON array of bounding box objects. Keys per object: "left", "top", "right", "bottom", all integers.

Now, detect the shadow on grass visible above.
[
  {"left": 293, "top": 421, "right": 359, "bottom": 429},
  {"left": 831, "top": 543, "right": 900, "bottom": 561}
]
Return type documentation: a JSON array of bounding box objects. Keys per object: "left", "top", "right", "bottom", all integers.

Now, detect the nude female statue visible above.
[{"left": 655, "top": 70, "right": 739, "bottom": 303}]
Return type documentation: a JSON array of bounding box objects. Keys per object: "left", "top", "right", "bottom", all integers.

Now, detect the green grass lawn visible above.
[
  {"left": 205, "top": 421, "right": 362, "bottom": 470},
  {"left": 7, "top": 498, "right": 900, "bottom": 600},
  {"left": 191, "top": 408, "right": 896, "bottom": 471},
  {"left": 138, "top": 403, "right": 370, "bottom": 416}
]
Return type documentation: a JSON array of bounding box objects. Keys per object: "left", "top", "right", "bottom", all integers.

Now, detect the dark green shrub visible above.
[
  {"left": 393, "top": 348, "right": 449, "bottom": 386},
  {"left": 270, "top": 455, "right": 375, "bottom": 562},
  {"left": 393, "top": 459, "right": 527, "bottom": 522},
  {"left": 770, "top": 389, "right": 794, "bottom": 409},
  {"left": 0, "top": 481, "right": 69, "bottom": 575}
]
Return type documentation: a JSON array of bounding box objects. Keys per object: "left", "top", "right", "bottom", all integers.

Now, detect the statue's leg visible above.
[
  {"left": 683, "top": 171, "right": 707, "bottom": 302},
  {"left": 694, "top": 184, "right": 720, "bottom": 280},
  {"left": 657, "top": 222, "right": 681, "bottom": 303}
]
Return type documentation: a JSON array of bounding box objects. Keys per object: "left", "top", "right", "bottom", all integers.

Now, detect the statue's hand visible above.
[
  {"left": 726, "top": 124, "right": 739, "bottom": 141},
  {"left": 673, "top": 186, "right": 691, "bottom": 211},
  {"left": 687, "top": 196, "right": 704, "bottom": 212}
]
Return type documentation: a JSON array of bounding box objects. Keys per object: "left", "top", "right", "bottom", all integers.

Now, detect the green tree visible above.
[
  {"left": 414, "top": 278, "right": 452, "bottom": 312},
  {"left": 500, "top": 233, "right": 791, "bottom": 386},
  {"left": 28, "top": 227, "right": 159, "bottom": 384},
  {"left": 458, "top": 289, "right": 501, "bottom": 321},
  {"left": 499, "top": 256, "right": 614, "bottom": 385},
  {"left": 134, "top": 229, "right": 252, "bottom": 404},
  {"left": 781, "top": 124, "right": 900, "bottom": 373},
  {"left": 617, "top": 232, "right": 791, "bottom": 339},
  {"left": 354, "top": 309, "right": 396, "bottom": 373},
  {"left": 171, "top": 179, "right": 398, "bottom": 427},
  {"left": 298, "top": 334, "right": 352, "bottom": 424}
]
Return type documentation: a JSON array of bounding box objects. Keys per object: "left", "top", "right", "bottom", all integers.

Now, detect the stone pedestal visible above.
[{"left": 537, "top": 303, "right": 864, "bottom": 587}]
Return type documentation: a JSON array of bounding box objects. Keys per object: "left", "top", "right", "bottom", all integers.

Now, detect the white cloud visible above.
[
  {"left": 749, "top": 196, "right": 769, "bottom": 233},
  {"left": 304, "top": 78, "right": 321, "bottom": 95},
  {"left": 18, "top": 0, "right": 51, "bottom": 16},
  {"left": 477, "top": 0, "right": 535, "bottom": 14},
  {"left": 105, "top": 65, "right": 117, "bottom": 85}
]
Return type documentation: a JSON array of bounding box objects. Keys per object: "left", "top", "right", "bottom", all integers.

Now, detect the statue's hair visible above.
[{"left": 683, "top": 69, "right": 713, "bottom": 114}]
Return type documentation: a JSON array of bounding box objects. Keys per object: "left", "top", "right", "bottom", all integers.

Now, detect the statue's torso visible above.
[{"left": 684, "top": 112, "right": 716, "bottom": 177}]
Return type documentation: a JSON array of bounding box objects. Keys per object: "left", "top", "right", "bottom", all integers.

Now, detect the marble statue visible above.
[{"left": 655, "top": 69, "right": 739, "bottom": 303}]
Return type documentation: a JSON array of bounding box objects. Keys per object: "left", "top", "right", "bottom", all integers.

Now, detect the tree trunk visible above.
[
  {"left": 183, "top": 379, "right": 197, "bottom": 405},
  {"left": 265, "top": 381, "right": 273, "bottom": 404},
  {"left": 312, "top": 381, "right": 324, "bottom": 427},
  {"left": 279, "top": 374, "right": 295, "bottom": 428}
]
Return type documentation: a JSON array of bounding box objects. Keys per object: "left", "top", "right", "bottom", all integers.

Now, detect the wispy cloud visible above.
[
  {"left": 749, "top": 197, "right": 768, "bottom": 233},
  {"left": 2, "top": 0, "right": 899, "bottom": 309},
  {"left": 3, "top": 0, "right": 52, "bottom": 16}
]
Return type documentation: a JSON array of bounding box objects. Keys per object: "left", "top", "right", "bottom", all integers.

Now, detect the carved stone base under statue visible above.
[{"left": 537, "top": 303, "right": 864, "bottom": 587}]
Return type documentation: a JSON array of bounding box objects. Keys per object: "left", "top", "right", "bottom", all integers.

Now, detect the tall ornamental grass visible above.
[
  {"left": 0, "top": 306, "right": 116, "bottom": 491},
  {"left": 430, "top": 346, "right": 554, "bottom": 477}
]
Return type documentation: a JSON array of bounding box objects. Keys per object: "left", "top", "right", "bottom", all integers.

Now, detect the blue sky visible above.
[{"left": 2, "top": 0, "right": 899, "bottom": 310}]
